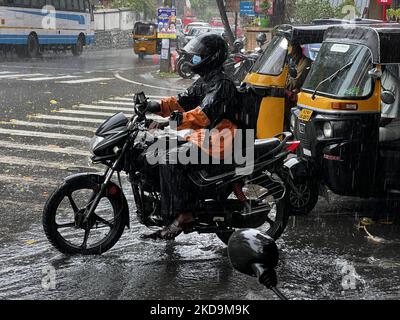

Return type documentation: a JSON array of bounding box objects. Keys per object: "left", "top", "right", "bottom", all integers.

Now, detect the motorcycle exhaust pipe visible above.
[{"left": 227, "top": 206, "right": 270, "bottom": 228}]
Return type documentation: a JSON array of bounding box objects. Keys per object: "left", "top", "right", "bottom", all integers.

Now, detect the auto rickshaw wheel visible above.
[{"left": 288, "top": 179, "right": 319, "bottom": 216}]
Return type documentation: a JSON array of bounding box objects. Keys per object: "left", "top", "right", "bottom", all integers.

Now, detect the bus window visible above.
[
  {"left": 59, "top": 0, "right": 66, "bottom": 10},
  {"left": 31, "top": 0, "right": 46, "bottom": 8},
  {"left": 65, "top": 0, "right": 72, "bottom": 10},
  {"left": 84, "top": 0, "right": 90, "bottom": 12},
  {"left": 14, "top": 0, "right": 31, "bottom": 6},
  {"left": 78, "top": 0, "right": 84, "bottom": 12},
  {"left": 51, "top": 0, "right": 60, "bottom": 10}
]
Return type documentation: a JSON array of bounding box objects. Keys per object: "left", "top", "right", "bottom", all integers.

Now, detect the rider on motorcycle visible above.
[{"left": 143, "top": 33, "right": 239, "bottom": 240}]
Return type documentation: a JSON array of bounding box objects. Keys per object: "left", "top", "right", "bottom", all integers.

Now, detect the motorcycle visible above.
[
  {"left": 176, "top": 48, "right": 196, "bottom": 79},
  {"left": 224, "top": 51, "right": 259, "bottom": 86},
  {"left": 43, "top": 92, "right": 302, "bottom": 255}
]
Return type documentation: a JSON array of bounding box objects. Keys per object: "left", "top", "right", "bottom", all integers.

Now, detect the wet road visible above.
[{"left": 1, "top": 49, "right": 400, "bottom": 300}]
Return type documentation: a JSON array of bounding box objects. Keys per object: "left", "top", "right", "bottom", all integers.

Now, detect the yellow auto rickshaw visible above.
[
  {"left": 132, "top": 22, "right": 160, "bottom": 59},
  {"left": 242, "top": 24, "right": 331, "bottom": 140},
  {"left": 291, "top": 24, "right": 400, "bottom": 206}
]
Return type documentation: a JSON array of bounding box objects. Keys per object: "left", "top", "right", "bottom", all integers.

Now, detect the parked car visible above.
[{"left": 183, "top": 22, "right": 211, "bottom": 35}]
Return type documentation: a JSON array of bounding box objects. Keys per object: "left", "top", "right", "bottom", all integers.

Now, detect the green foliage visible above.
[
  {"left": 336, "top": 0, "right": 361, "bottom": 19},
  {"left": 287, "top": 0, "right": 339, "bottom": 24}
]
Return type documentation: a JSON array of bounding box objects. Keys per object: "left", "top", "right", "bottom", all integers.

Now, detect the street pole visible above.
[{"left": 160, "top": 0, "right": 172, "bottom": 73}]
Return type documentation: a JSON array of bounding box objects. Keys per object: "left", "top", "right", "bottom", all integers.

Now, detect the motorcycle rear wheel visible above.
[
  {"left": 177, "top": 60, "right": 195, "bottom": 79},
  {"left": 215, "top": 193, "right": 289, "bottom": 245},
  {"left": 43, "top": 175, "right": 127, "bottom": 255}
]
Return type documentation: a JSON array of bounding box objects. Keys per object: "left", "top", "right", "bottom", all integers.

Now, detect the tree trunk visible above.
[{"left": 216, "top": 0, "right": 235, "bottom": 47}]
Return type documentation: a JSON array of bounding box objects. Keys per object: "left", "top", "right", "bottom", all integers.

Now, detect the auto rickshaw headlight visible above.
[
  {"left": 323, "top": 122, "right": 333, "bottom": 138},
  {"left": 290, "top": 114, "right": 296, "bottom": 132}
]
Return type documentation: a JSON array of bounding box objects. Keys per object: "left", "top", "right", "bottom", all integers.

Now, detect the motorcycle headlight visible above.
[
  {"left": 290, "top": 114, "right": 296, "bottom": 132},
  {"left": 89, "top": 135, "right": 104, "bottom": 153},
  {"left": 323, "top": 122, "right": 333, "bottom": 138}
]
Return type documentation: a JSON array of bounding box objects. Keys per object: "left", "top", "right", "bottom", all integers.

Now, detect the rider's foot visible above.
[{"left": 141, "top": 213, "right": 194, "bottom": 240}]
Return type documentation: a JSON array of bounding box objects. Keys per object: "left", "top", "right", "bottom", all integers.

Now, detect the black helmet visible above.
[
  {"left": 183, "top": 33, "right": 228, "bottom": 76},
  {"left": 256, "top": 32, "right": 267, "bottom": 45}
]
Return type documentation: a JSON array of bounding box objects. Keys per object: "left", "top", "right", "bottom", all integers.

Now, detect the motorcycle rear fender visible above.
[{"left": 64, "top": 173, "right": 130, "bottom": 229}]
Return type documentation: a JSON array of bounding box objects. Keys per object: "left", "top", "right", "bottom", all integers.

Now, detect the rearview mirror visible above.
[
  {"left": 368, "top": 68, "right": 382, "bottom": 80},
  {"left": 381, "top": 90, "right": 396, "bottom": 105}
]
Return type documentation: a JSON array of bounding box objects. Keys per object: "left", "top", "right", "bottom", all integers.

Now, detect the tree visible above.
[
  {"left": 286, "top": 0, "right": 339, "bottom": 24},
  {"left": 216, "top": 0, "right": 235, "bottom": 46}
]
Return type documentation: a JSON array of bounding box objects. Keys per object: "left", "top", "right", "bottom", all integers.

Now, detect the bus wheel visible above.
[
  {"left": 26, "top": 34, "right": 39, "bottom": 58},
  {"left": 72, "top": 36, "right": 84, "bottom": 56}
]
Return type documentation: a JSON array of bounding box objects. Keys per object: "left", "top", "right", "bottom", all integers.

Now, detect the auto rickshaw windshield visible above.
[
  {"left": 251, "top": 36, "right": 288, "bottom": 76},
  {"left": 302, "top": 43, "right": 373, "bottom": 98}
]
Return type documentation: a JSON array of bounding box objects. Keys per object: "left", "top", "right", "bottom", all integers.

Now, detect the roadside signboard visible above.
[
  {"left": 240, "top": 1, "right": 256, "bottom": 16},
  {"left": 157, "top": 7, "right": 177, "bottom": 39}
]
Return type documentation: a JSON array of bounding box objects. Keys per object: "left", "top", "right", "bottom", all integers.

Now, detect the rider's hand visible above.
[{"left": 146, "top": 101, "right": 161, "bottom": 113}]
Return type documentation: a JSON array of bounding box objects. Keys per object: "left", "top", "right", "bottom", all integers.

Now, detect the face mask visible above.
[{"left": 192, "top": 55, "right": 202, "bottom": 65}]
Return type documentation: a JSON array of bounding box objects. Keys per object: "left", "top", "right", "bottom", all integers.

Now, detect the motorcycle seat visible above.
[{"left": 253, "top": 138, "right": 280, "bottom": 157}]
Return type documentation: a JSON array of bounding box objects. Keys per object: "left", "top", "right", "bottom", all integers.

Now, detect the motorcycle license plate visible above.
[{"left": 298, "top": 109, "right": 313, "bottom": 122}]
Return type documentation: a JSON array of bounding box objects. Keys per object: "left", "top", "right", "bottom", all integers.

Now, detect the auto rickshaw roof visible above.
[
  {"left": 274, "top": 24, "right": 344, "bottom": 45},
  {"left": 323, "top": 24, "right": 400, "bottom": 64}
]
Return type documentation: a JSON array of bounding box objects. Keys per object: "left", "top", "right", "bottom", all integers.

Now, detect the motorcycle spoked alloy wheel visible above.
[
  {"left": 215, "top": 182, "right": 289, "bottom": 245},
  {"left": 43, "top": 175, "right": 127, "bottom": 255}
]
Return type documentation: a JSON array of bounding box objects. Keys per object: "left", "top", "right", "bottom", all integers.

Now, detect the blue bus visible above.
[{"left": 0, "top": 0, "right": 95, "bottom": 57}]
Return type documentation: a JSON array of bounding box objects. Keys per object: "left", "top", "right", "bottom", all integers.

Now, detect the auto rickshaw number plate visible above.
[{"left": 299, "top": 109, "right": 313, "bottom": 122}]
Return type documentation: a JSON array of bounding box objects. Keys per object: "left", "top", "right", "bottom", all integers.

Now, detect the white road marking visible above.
[
  {"left": 0, "top": 73, "right": 43, "bottom": 79},
  {"left": 56, "top": 77, "right": 113, "bottom": 84},
  {"left": 0, "top": 174, "right": 58, "bottom": 186},
  {"left": 0, "top": 71, "right": 14, "bottom": 74},
  {"left": 124, "top": 95, "right": 168, "bottom": 99},
  {"left": 56, "top": 109, "right": 128, "bottom": 117},
  {"left": 23, "top": 75, "right": 80, "bottom": 81},
  {"left": 31, "top": 114, "right": 106, "bottom": 124},
  {"left": 97, "top": 100, "right": 135, "bottom": 106},
  {"left": 114, "top": 72, "right": 183, "bottom": 92},
  {"left": 0, "top": 140, "right": 90, "bottom": 156},
  {"left": 0, "top": 119, "right": 96, "bottom": 132},
  {"left": 110, "top": 97, "right": 134, "bottom": 101},
  {"left": 74, "top": 104, "right": 133, "bottom": 112},
  {"left": 0, "top": 128, "right": 90, "bottom": 142},
  {"left": 0, "top": 155, "right": 93, "bottom": 170}
]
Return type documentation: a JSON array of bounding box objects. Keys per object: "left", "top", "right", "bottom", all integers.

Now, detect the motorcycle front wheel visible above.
[{"left": 43, "top": 175, "right": 127, "bottom": 255}]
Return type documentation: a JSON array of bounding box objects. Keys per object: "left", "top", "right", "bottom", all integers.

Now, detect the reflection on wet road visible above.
[
  {"left": 1, "top": 193, "right": 400, "bottom": 300},
  {"left": 0, "top": 49, "right": 399, "bottom": 300}
]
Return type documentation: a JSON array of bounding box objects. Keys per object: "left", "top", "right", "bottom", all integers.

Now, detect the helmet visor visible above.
[{"left": 183, "top": 36, "right": 209, "bottom": 56}]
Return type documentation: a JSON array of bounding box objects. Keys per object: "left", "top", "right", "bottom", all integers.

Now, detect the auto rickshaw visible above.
[
  {"left": 291, "top": 24, "right": 400, "bottom": 207},
  {"left": 132, "top": 22, "right": 160, "bottom": 60},
  {"left": 242, "top": 24, "right": 335, "bottom": 140},
  {"left": 239, "top": 24, "right": 334, "bottom": 215}
]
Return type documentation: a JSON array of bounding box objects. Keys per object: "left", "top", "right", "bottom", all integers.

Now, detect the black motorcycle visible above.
[{"left": 43, "top": 92, "right": 301, "bottom": 255}]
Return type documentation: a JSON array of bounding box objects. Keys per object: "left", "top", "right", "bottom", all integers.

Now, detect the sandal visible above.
[{"left": 141, "top": 218, "right": 194, "bottom": 241}]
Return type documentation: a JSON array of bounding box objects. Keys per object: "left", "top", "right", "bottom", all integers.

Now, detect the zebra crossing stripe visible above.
[
  {"left": 31, "top": 114, "right": 106, "bottom": 124},
  {"left": 23, "top": 75, "right": 80, "bottom": 81},
  {"left": 0, "top": 174, "right": 58, "bottom": 186},
  {"left": 0, "top": 73, "right": 43, "bottom": 79},
  {"left": 56, "top": 77, "right": 113, "bottom": 84},
  {"left": 74, "top": 104, "right": 133, "bottom": 112},
  {"left": 56, "top": 109, "right": 128, "bottom": 117},
  {"left": 0, "top": 140, "right": 90, "bottom": 156},
  {"left": 1, "top": 120, "right": 96, "bottom": 132},
  {"left": 0, "top": 155, "right": 93, "bottom": 170},
  {"left": 0, "top": 128, "right": 90, "bottom": 142},
  {"left": 97, "top": 100, "right": 135, "bottom": 106}
]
